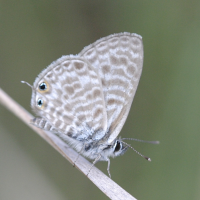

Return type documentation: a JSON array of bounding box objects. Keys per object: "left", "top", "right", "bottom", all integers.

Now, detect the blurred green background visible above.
[{"left": 1, "top": 1, "right": 200, "bottom": 199}]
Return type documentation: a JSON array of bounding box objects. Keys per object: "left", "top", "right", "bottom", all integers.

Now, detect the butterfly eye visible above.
[
  {"left": 114, "top": 141, "right": 122, "bottom": 152},
  {"left": 38, "top": 81, "right": 50, "bottom": 93},
  {"left": 37, "top": 98, "right": 44, "bottom": 108}
]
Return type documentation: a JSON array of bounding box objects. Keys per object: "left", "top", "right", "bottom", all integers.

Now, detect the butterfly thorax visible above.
[{"left": 56, "top": 127, "right": 128, "bottom": 161}]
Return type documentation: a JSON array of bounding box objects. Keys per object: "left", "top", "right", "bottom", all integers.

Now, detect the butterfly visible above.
[{"left": 22, "top": 32, "right": 153, "bottom": 177}]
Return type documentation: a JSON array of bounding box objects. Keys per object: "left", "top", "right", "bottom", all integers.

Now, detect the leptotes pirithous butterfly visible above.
[{"left": 23, "top": 33, "right": 146, "bottom": 177}]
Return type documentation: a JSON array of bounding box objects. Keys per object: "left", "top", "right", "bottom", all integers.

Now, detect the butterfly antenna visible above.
[
  {"left": 21, "top": 81, "right": 33, "bottom": 89},
  {"left": 121, "top": 140, "right": 151, "bottom": 161},
  {"left": 121, "top": 138, "right": 160, "bottom": 144}
]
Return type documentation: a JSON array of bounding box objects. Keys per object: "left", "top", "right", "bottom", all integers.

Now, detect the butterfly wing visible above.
[
  {"left": 31, "top": 56, "right": 107, "bottom": 141},
  {"left": 79, "top": 33, "right": 143, "bottom": 144}
]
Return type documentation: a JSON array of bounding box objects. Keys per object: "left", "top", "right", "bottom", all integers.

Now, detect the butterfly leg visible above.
[
  {"left": 87, "top": 154, "right": 101, "bottom": 176},
  {"left": 105, "top": 158, "right": 111, "bottom": 178},
  {"left": 73, "top": 144, "right": 85, "bottom": 167},
  {"left": 73, "top": 155, "right": 79, "bottom": 167}
]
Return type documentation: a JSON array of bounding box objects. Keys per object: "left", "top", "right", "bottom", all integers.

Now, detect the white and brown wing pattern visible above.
[
  {"left": 79, "top": 33, "right": 143, "bottom": 144},
  {"left": 31, "top": 56, "right": 107, "bottom": 141}
]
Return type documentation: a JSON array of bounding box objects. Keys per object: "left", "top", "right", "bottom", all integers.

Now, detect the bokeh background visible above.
[{"left": 1, "top": 1, "right": 200, "bottom": 200}]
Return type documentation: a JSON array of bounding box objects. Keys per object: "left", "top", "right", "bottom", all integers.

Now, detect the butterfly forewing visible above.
[
  {"left": 79, "top": 33, "right": 143, "bottom": 144},
  {"left": 31, "top": 56, "right": 107, "bottom": 140}
]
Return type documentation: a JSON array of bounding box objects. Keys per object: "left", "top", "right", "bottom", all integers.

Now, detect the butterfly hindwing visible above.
[{"left": 31, "top": 56, "right": 107, "bottom": 141}]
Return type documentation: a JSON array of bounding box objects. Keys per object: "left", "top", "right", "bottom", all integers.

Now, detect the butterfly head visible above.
[{"left": 101, "top": 139, "right": 128, "bottom": 159}]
